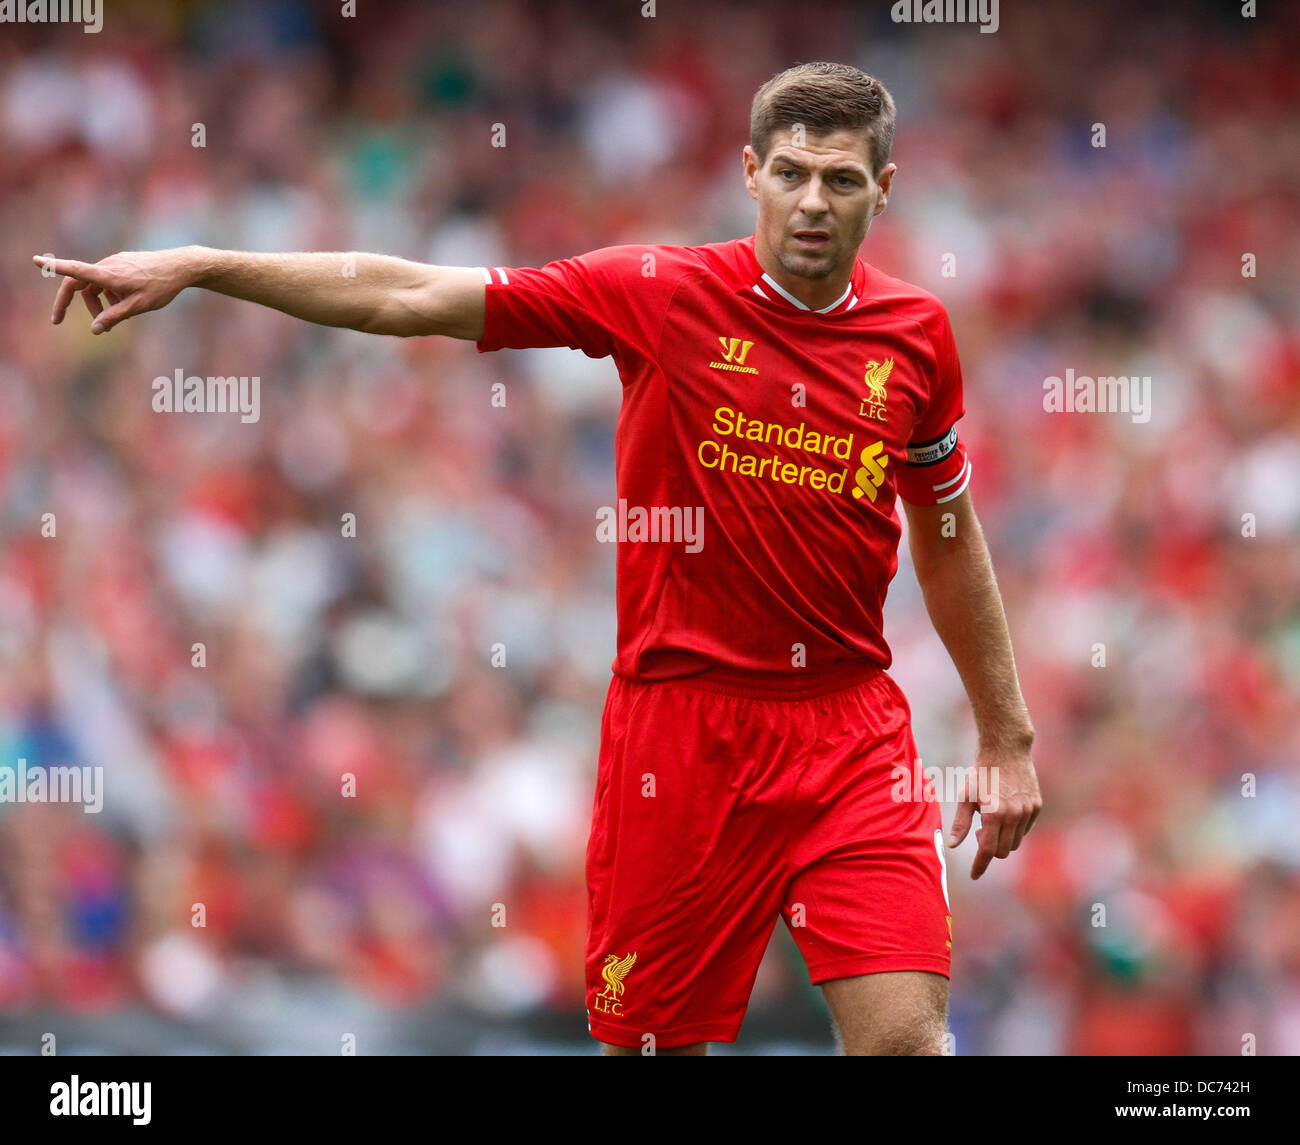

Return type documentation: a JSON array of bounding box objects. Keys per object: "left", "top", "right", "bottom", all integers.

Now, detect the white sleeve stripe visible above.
[
  {"left": 934, "top": 461, "right": 972, "bottom": 503},
  {"left": 495, "top": 267, "right": 509, "bottom": 284},
  {"left": 478, "top": 267, "right": 492, "bottom": 284},
  {"left": 932, "top": 458, "right": 970, "bottom": 492}
]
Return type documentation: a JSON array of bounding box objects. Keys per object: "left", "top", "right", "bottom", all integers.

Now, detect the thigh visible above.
[
  {"left": 584, "top": 678, "right": 795, "bottom": 1051},
  {"left": 781, "top": 675, "right": 953, "bottom": 997},
  {"left": 821, "top": 971, "right": 949, "bottom": 1056}
]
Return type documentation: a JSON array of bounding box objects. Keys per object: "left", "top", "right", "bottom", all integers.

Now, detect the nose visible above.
[{"left": 798, "top": 174, "right": 830, "bottom": 218}]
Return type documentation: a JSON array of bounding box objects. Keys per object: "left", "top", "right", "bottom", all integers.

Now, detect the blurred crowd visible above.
[{"left": 1, "top": 0, "right": 1298, "bottom": 1054}]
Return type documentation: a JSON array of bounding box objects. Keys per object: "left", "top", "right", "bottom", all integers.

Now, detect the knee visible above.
[
  {"left": 837, "top": 998, "right": 949, "bottom": 1056},
  {"left": 856, "top": 1019, "right": 946, "bottom": 1056}
]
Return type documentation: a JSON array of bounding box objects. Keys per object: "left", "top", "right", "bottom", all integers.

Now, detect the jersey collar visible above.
[{"left": 738, "top": 234, "right": 864, "bottom": 316}]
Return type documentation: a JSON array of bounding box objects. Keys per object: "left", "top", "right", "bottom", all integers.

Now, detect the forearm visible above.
[
  {"left": 909, "top": 499, "right": 1034, "bottom": 753},
  {"left": 187, "top": 246, "right": 481, "bottom": 337}
]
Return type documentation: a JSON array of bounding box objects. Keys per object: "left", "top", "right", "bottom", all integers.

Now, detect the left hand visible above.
[
  {"left": 33, "top": 248, "right": 196, "bottom": 334},
  {"left": 948, "top": 749, "right": 1042, "bottom": 879}
]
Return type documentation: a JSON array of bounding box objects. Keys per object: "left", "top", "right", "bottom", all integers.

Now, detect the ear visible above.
[
  {"left": 742, "top": 145, "right": 760, "bottom": 202},
  {"left": 873, "top": 162, "right": 897, "bottom": 217}
]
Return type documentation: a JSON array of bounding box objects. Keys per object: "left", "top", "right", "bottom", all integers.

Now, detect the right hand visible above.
[{"left": 32, "top": 247, "right": 200, "bottom": 334}]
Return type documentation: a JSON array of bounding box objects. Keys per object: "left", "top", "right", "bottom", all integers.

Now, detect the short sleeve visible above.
[
  {"left": 895, "top": 303, "right": 972, "bottom": 507},
  {"left": 474, "top": 248, "right": 635, "bottom": 359}
]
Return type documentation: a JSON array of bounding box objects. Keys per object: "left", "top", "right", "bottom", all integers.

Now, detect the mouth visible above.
[{"left": 791, "top": 230, "right": 830, "bottom": 250}]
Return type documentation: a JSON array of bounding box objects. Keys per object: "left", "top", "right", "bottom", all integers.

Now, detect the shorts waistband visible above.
[{"left": 614, "top": 659, "right": 888, "bottom": 700}]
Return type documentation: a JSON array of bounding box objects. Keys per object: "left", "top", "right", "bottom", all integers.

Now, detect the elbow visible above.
[{"left": 366, "top": 286, "right": 437, "bottom": 337}]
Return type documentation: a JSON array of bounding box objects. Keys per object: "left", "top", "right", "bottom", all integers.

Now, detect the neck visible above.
[{"left": 753, "top": 237, "right": 856, "bottom": 311}]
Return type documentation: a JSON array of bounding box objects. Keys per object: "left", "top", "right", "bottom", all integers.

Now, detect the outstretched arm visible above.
[
  {"left": 902, "top": 488, "right": 1042, "bottom": 879},
  {"left": 32, "top": 246, "right": 486, "bottom": 340}
]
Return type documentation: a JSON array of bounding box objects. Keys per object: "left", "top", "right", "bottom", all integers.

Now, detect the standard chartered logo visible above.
[
  {"left": 696, "top": 405, "right": 890, "bottom": 504},
  {"left": 851, "top": 441, "right": 889, "bottom": 501}
]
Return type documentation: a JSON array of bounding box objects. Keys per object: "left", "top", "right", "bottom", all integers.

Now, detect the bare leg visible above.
[{"left": 820, "top": 971, "right": 948, "bottom": 1056}]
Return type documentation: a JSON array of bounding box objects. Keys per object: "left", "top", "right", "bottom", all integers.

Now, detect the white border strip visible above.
[
  {"left": 934, "top": 460, "right": 972, "bottom": 503},
  {"left": 757, "top": 272, "right": 853, "bottom": 314}
]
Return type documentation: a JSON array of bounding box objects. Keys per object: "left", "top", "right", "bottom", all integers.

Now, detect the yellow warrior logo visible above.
[
  {"left": 859, "top": 358, "right": 894, "bottom": 420},
  {"left": 593, "top": 952, "right": 637, "bottom": 1015},
  {"left": 709, "top": 336, "right": 758, "bottom": 374}
]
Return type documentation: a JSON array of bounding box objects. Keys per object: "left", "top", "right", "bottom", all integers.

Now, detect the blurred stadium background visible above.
[{"left": 1, "top": 0, "right": 1298, "bottom": 1055}]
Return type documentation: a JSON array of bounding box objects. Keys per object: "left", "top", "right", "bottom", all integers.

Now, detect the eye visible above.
[
  {"left": 779, "top": 168, "right": 798, "bottom": 180},
  {"left": 834, "top": 175, "right": 855, "bottom": 187}
]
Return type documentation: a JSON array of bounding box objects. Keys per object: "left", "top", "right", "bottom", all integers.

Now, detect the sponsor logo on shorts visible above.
[{"left": 593, "top": 951, "right": 637, "bottom": 1016}]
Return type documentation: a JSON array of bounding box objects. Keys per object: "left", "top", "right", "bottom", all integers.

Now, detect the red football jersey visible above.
[{"left": 474, "top": 235, "right": 971, "bottom": 682}]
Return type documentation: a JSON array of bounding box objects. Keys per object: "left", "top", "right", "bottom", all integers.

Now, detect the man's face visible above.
[{"left": 744, "top": 127, "right": 895, "bottom": 282}]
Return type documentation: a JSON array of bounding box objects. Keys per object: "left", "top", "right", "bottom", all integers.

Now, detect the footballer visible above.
[{"left": 35, "top": 62, "right": 1042, "bottom": 1057}]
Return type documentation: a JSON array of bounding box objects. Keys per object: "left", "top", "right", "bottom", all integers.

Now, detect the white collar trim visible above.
[{"left": 758, "top": 272, "right": 854, "bottom": 315}]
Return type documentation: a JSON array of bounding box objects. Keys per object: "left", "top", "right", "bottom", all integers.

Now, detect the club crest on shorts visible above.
[{"left": 593, "top": 952, "right": 637, "bottom": 1015}]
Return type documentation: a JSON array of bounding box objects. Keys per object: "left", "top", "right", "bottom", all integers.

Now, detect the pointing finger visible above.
[{"left": 32, "top": 256, "right": 115, "bottom": 290}]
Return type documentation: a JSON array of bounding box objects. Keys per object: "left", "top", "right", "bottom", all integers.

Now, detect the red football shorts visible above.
[{"left": 584, "top": 662, "right": 952, "bottom": 1049}]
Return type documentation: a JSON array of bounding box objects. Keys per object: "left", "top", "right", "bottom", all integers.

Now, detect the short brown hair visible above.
[{"left": 750, "top": 62, "right": 896, "bottom": 178}]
